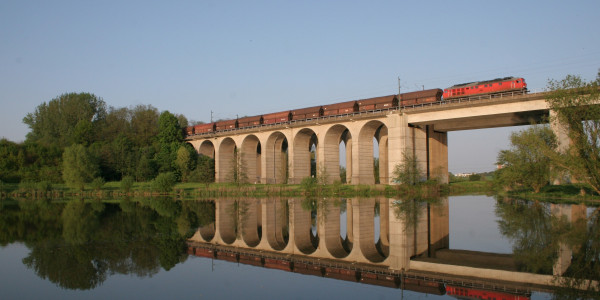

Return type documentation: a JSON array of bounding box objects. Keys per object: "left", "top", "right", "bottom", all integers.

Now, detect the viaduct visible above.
[{"left": 186, "top": 91, "right": 562, "bottom": 184}]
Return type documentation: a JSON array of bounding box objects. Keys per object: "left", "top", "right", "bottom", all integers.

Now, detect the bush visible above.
[
  {"left": 300, "top": 176, "right": 317, "bottom": 194},
  {"left": 91, "top": 177, "right": 105, "bottom": 190},
  {"left": 36, "top": 181, "right": 52, "bottom": 192},
  {"left": 152, "top": 172, "right": 177, "bottom": 193},
  {"left": 121, "top": 175, "right": 135, "bottom": 192}
]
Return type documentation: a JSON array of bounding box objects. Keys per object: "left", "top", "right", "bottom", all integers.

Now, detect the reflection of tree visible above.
[
  {"left": 495, "top": 199, "right": 564, "bottom": 274},
  {"left": 0, "top": 198, "right": 216, "bottom": 290},
  {"left": 392, "top": 196, "right": 441, "bottom": 231},
  {"left": 554, "top": 208, "right": 600, "bottom": 299}
]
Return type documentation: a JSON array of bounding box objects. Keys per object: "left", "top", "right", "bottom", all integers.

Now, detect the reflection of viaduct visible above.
[
  {"left": 187, "top": 92, "right": 558, "bottom": 184},
  {"left": 188, "top": 198, "right": 591, "bottom": 291}
]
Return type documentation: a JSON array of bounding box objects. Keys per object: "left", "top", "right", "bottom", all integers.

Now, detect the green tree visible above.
[
  {"left": 546, "top": 73, "right": 600, "bottom": 194},
  {"left": 62, "top": 144, "right": 100, "bottom": 190},
  {"left": 495, "top": 126, "right": 556, "bottom": 193},
  {"left": 189, "top": 155, "right": 215, "bottom": 184},
  {"left": 156, "top": 111, "right": 183, "bottom": 173},
  {"left": 130, "top": 104, "right": 159, "bottom": 147},
  {"left": 175, "top": 145, "right": 196, "bottom": 182},
  {"left": 23, "top": 92, "right": 106, "bottom": 148},
  {"left": 152, "top": 172, "right": 177, "bottom": 193},
  {"left": 393, "top": 151, "right": 424, "bottom": 186}
]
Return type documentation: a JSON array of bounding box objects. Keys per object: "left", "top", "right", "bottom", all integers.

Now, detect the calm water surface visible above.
[{"left": 0, "top": 195, "right": 597, "bottom": 299}]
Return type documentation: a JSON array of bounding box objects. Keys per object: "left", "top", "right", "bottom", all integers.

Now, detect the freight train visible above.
[{"left": 186, "top": 77, "right": 527, "bottom": 136}]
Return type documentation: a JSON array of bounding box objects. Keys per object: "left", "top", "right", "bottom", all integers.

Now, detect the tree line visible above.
[{"left": 0, "top": 92, "right": 214, "bottom": 189}]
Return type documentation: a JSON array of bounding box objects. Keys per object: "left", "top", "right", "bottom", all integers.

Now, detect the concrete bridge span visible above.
[{"left": 187, "top": 92, "right": 561, "bottom": 184}]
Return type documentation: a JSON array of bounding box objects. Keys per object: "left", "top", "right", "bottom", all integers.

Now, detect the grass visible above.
[{"left": 504, "top": 184, "right": 600, "bottom": 204}]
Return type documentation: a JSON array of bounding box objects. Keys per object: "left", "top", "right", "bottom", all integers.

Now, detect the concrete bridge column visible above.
[
  {"left": 427, "top": 125, "right": 448, "bottom": 183},
  {"left": 550, "top": 109, "right": 573, "bottom": 184}
]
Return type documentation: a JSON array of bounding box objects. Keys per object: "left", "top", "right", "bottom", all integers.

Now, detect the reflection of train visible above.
[
  {"left": 186, "top": 76, "right": 527, "bottom": 136},
  {"left": 187, "top": 246, "right": 445, "bottom": 294},
  {"left": 446, "top": 285, "right": 531, "bottom": 300}
]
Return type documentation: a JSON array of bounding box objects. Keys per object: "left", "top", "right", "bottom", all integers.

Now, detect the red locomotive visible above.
[{"left": 443, "top": 77, "right": 527, "bottom": 99}]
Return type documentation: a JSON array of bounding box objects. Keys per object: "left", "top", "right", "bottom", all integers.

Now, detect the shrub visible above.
[
  {"left": 91, "top": 177, "right": 105, "bottom": 190},
  {"left": 121, "top": 175, "right": 135, "bottom": 192},
  {"left": 152, "top": 172, "right": 177, "bottom": 193},
  {"left": 36, "top": 181, "right": 52, "bottom": 192}
]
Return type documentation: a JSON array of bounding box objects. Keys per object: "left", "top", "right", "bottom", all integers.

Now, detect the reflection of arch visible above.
[
  {"left": 324, "top": 125, "right": 352, "bottom": 184},
  {"left": 218, "top": 138, "right": 236, "bottom": 182},
  {"left": 218, "top": 200, "right": 237, "bottom": 244},
  {"left": 199, "top": 140, "right": 215, "bottom": 159},
  {"left": 265, "top": 132, "right": 288, "bottom": 184},
  {"left": 238, "top": 200, "right": 261, "bottom": 247},
  {"left": 357, "top": 121, "right": 388, "bottom": 184},
  {"left": 322, "top": 201, "right": 350, "bottom": 258},
  {"left": 199, "top": 223, "right": 215, "bottom": 242},
  {"left": 265, "top": 199, "right": 289, "bottom": 251},
  {"left": 355, "top": 199, "right": 385, "bottom": 263},
  {"left": 293, "top": 199, "right": 317, "bottom": 255},
  {"left": 293, "top": 128, "right": 317, "bottom": 183},
  {"left": 241, "top": 135, "right": 261, "bottom": 183}
]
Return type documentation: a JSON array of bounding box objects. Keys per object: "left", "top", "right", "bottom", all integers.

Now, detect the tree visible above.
[
  {"left": 189, "top": 155, "right": 215, "bottom": 184},
  {"left": 495, "top": 126, "right": 556, "bottom": 193},
  {"left": 156, "top": 111, "right": 183, "bottom": 173},
  {"left": 393, "top": 151, "right": 424, "bottom": 186},
  {"left": 62, "top": 144, "right": 100, "bottom": 190},
  {"left": 546, "top": 73, "right": 600, "bottom": 194},
  {"left": 175, "top": 145, "right": 197, "bottom": 182},
  {"left": 23, "top": 93, "right": 106, "bottom": 148}
]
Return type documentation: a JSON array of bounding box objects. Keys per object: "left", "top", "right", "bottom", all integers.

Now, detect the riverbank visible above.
[
  {"left": 0, "top": 181, "right": 443, "bottom": 199},
  {"left": 3, "top": 180, "right": 597, "bottom": 203}
]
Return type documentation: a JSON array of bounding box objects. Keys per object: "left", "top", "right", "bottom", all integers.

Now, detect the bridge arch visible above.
[
  {"left": 292, "top": 128, "right": 318, "bottom": 184},
  {"left": 323, "top": 124, "right": 352, "bottom": 184},
  {"left": 199, "top": 140, "right": 215, "bottom": 158},
  {"left": 356, "top": 120, "right": 388, "bottom": 184},
  {"left": 217, "top": 138, "right": 237, "bottom": 183},
  {"left": 240, "top": 135, "right": 261, "bottom": 183},
  {"left": 265, "top": 132, "right": 289, "bottom": 184}
]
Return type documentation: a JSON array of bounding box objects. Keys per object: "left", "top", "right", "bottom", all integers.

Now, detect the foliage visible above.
[
  {"left": 374, "top": 157, "right": 380, "bottom": 184},
  {"left": 23, "top": 92, "right": 106, "bottom": 148},
  {"left": 91, "top": 177, "right": 105, "bottom": 191},
  {"left": 546, "top": 73, "right": 600, "bottom": 194},
  {"left": 189, "top": 155, "right": 215, "bottom": 184},
  {"left": 339, "top": 166, "right": 347, "bottom": 184},
  {"left": 151, "top": 172, "right": 177, "bottom": 193},
  {"left": 175, "top": 145, "right": 196, "bottom": 182},
  {"left": 120, "top": 175, "right": 135, "bottom": 192},
  {"left": 495, "top": 126, "right": 556, "bottom": 193},
  {"left": 495, "top": 199, "right": 563, "bottom": 274},
  {"left": 62, "top": 144, "right": 100, "bottom": 190},
  {"left": 300, "top": 176, "right": 318, "bottom": 194},
  {"left": 393, "top": 151, "right": 424, "bottom": 186},
  {"left": 1, "top": 198, "right": 212, "bottom": 290},
  {"left": 468, "top": 174, "right": 481, "bottom": 181}
]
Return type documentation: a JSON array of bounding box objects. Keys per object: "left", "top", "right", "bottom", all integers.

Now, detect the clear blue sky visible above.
[{"left": 1, "top": 0, "right": 599, "bottom": 173}]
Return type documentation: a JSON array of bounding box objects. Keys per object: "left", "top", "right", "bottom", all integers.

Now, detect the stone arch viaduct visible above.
[{"left": 187, "top": 92, "right": 555, "bottom": 185}]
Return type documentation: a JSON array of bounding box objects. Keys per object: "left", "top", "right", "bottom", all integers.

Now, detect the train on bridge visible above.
[{"left": 186, "top": 77, "right": 527, "bottom": 136}]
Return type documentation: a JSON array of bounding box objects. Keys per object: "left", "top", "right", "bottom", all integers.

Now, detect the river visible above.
[{"left": 0, "top": 195, "right": 597, "bottom": 299}]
